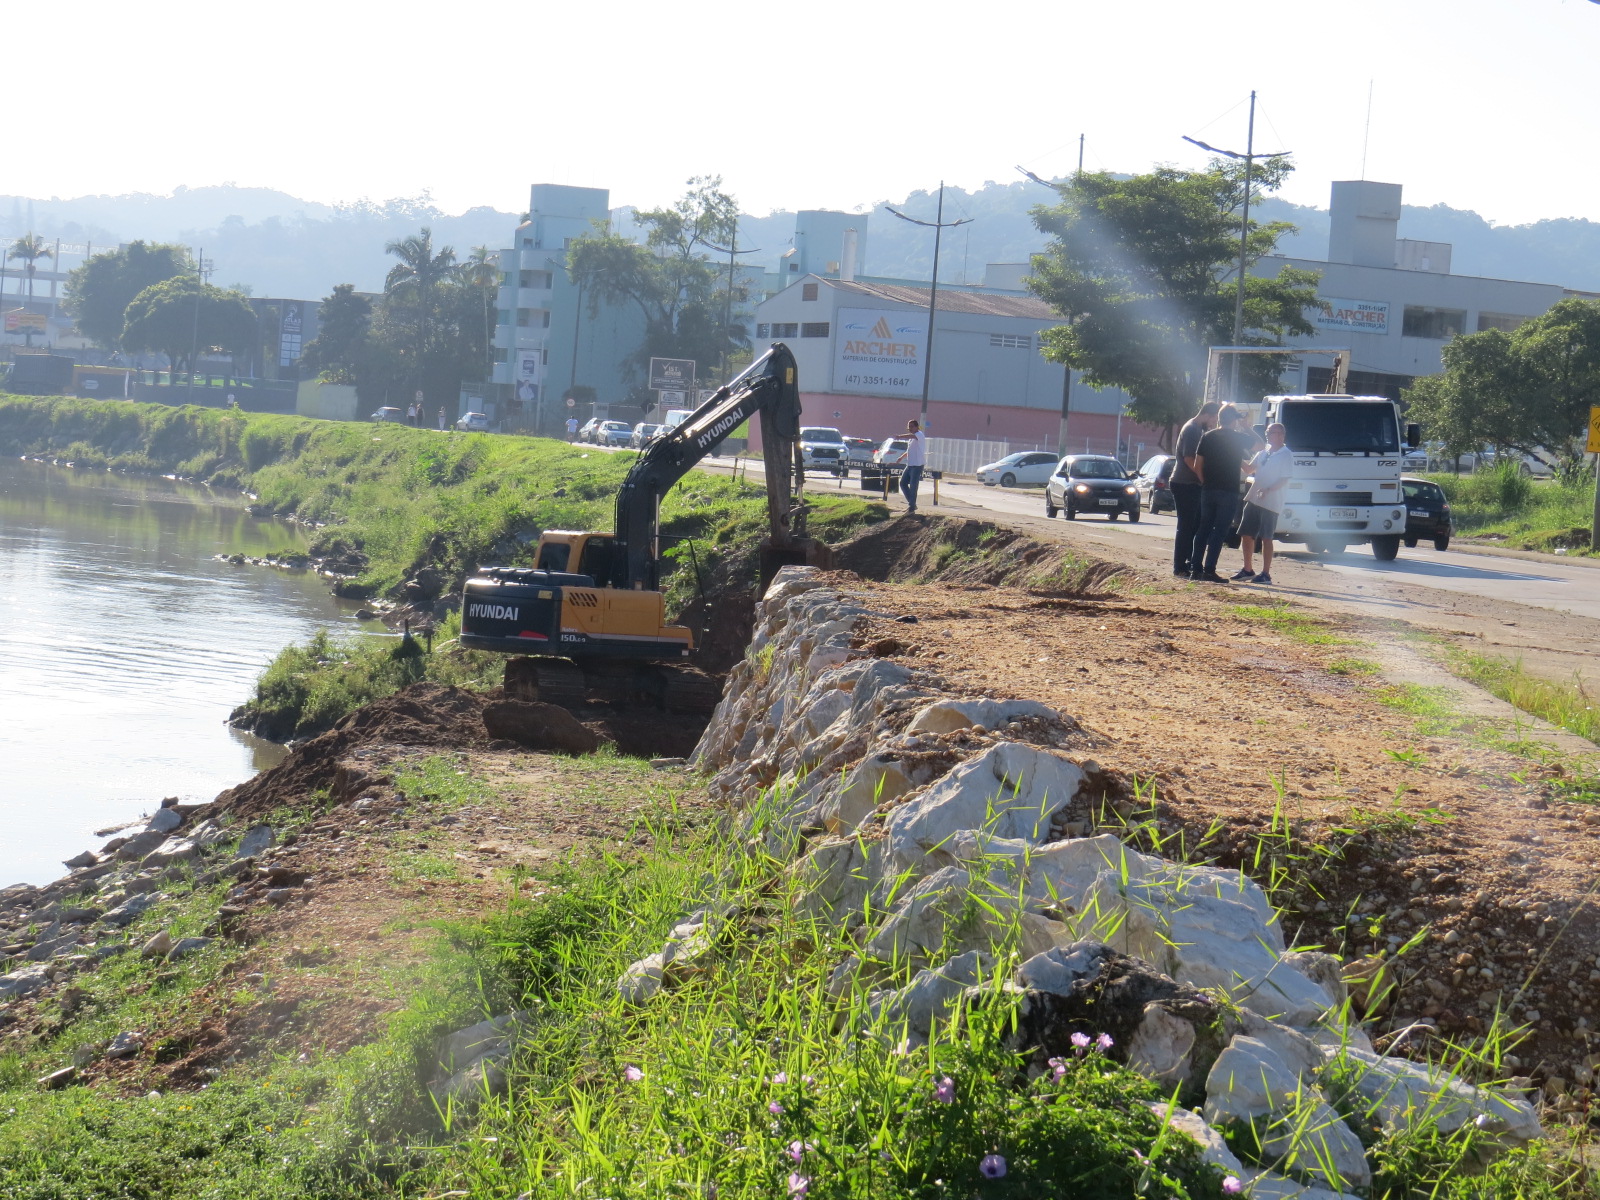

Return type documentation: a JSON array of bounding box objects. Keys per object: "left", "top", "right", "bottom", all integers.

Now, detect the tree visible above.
[
  {"left": 64, "top": 241, "right": 192, "bottom": 348},
  {"left": 458, "top": 245, "right": 499, "bottom": 382},
  {"left": 299, "top": 284, "right": 373, "bottom": 384},
  {"left": 1026, "top": 160, "right": 1320, "bottom": 439},
  {"left": 1404, "top": 297, "right": 1600, "bottom": 467},
  {"left": 383, "top": 226, "right": 456, "bottom": 400},
  {"left": 121, "top": 277, "right": 257, "bottom": 377},
  {"left": 7, "top": 233, "right": 54, "bottom": 347},
  {"left": 567, "top": 177, "right": 750, "bottom": 397}
]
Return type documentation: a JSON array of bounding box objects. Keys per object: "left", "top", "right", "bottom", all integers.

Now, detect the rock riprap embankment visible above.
[
  {"left": 606, "top": 567, "right": 1543, "bottom": 1197},
  {"left": 0, "top": 796, "right": 308, "bottom": 1076}
]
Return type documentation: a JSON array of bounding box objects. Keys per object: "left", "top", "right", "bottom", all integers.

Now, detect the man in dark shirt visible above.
[
  {"left": 1169, "top": 400, "right": 1219, "bottom": 576},
  {"left": 1187, "top": 406, "right": 1260, "bottom": 582}
]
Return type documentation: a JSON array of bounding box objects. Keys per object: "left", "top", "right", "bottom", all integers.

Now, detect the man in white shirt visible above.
[
  {"left": 566, "top": 415, "right": 579, "bottom": 441},
  {"left": 1233, "top": 422, "right": 1291, "bottom": 585},
  {"left": 897, "top": 419, "right": 927, "bottom": 513}
]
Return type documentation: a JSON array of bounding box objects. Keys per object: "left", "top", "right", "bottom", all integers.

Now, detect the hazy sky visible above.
[{"left": 19, "top": 0, "right": 1600, "bottom": 225}]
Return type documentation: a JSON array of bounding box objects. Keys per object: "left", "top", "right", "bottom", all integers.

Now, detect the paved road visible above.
[{"left": 917, "top": 477, "right": 1600, "bottom": 622}]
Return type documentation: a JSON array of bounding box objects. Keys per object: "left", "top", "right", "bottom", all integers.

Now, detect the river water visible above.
[{"left": 0, "top": 458, "right": 381, "bottom": 887}]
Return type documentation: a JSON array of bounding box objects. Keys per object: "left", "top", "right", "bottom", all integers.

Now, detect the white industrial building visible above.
[{"left": 1260, "top": 180, "right": 1598, "bottom": 398}]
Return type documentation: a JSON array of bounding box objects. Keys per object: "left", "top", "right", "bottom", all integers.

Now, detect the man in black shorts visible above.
[{"left": 1233, "top": 422, "right": 1291, "bottom": 584}]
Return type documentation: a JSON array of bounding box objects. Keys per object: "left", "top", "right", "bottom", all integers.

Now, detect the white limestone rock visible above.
[
  {"left": 1323, "top": 1044, "right": 1543, "bottom": 1143},
  {"left": 878, "top": 949, "right": 992, "bottom": 1035},
  {"left": 885, "top": 743, "right": 1085, "bottom": 871},
  {"left": 1148, "top": 1102, "right": 1244, "bottom": 1177},
  {"left": 905, "top": 697, "right": 1062, "bottom": 736}
]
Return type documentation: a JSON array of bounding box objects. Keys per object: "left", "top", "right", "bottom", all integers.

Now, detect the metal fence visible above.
[{"left": 925, "top": 436, "right": 1161, "bottom": 476}]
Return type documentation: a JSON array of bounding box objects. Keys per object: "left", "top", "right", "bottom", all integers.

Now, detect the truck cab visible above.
[{"left": 1253, "top": 394, "right": 1420, "bottom": 561}]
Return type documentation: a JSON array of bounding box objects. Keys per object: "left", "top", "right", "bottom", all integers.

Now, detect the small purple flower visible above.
[
  {"left": 769, "top": 1100, "right": 785, "bottom": 1115},
  {"left": 1222, "top": 1176, "right": 1243, "bottom": 1195},
  {"left": 1096, "top": 1032, "right": 1114, "bottom": 1052},
  {"left": 802, "top": 1074, "right": 816, "bottom": 1085},
  {"left": 623, "top": 1065, "right": 643, "bottom": 1082},
  {"left": 772, "top": 1072, "right": 788, "bottom": 1085},
  {"left": 786, "top": 1140, "right": 814, "bottom": 1164},
  {"left": 704, "top": 1183, "right": 719, "bottom": 1199},
  {"left": 1070, "top": 1031, "right": 1091, "bottom": 1056},
  {"left": 1047, "top": 1055, "right": 1067, "bottom": 1081},
  {"left": 979, "top": 1153, "right": 1007, "bottom": 1179},
  {"left": 933, "top": 1075, "right": 955, "bottom": 1104},
  {"left": 787, "top": 1173, "right": 811, "bottom": 1196}
]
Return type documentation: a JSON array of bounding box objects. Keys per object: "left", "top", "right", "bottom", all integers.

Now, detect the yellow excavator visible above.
[{"left": 458, "top": 343, "right": 830, "bottom": 710}]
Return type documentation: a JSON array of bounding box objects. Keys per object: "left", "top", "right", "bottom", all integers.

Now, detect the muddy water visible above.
[{"left": 0, "top": 458, "right": 380, "bottom": 886}]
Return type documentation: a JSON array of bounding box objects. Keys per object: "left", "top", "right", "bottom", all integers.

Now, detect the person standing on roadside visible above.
[
  {"left": 437, "top": 406, "right": 447, "bottom": 431},
  {"left": 1169, "top": 401, "right": 1220, "bottom": 577},
  {"left": 566, "top": 415, "right": 579, "bottom": 442},
  {"left": 898, "top": 419, "right": 927, "bottom": 514},
  {"left": 1234, "top": 421, "right": 1292, "bottom": 585},
  {"left": 1188, "top": 405, "right": 1258, "bottom": 583}
]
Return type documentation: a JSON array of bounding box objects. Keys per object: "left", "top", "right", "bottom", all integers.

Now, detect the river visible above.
[{"left": 0, "top": 458, "right": 382, "bottom": 887}]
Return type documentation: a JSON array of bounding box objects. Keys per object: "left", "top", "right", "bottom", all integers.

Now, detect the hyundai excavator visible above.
[{"left": 458, "top": 343, "right": 830, "bottom": 710}]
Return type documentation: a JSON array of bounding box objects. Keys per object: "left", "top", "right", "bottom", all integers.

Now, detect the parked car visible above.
[
  {"left": 1401, "top": 476, "right": 1453, "bottom": 551},
  {"left": 1132, "top": 454, "right": 1176, "bottom": 514},
  {"left": 799, "top": 426, "right": 849, "bottom": 474},
  {"left": 976, "top": 451, "right": 1057, "bottom": 487},
  {"left": 596, "top": 420, "right": 634, "bottom": 447},
  {"left": 1043, "top": 455, "right": 1140, "bottom": 521},
  {"left": 843, "top": 436, "right": 877, "bottom": 469},
  {"left": 873, "top": 437, "right": 910, "bottom": 465},
  {"left": 577, "top": 417, "right": 603, "bottom": 443},
  {"left": 371, "top": 406, "right": 403, "bottom": 423},
  {"left": 455, "top": 411, "right": 491, "bottom": 432},
  {"left": 631, "top": 422, "right": 664, "bottom": 448}
]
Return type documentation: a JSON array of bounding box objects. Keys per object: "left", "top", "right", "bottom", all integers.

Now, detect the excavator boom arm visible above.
[{"left": 614, "top": 343, "right": 802, "bottom": 590}]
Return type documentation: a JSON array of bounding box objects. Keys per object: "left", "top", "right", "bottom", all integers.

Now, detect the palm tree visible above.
[
  {"left": 6, "top": 233, "right": 53, "bottom": 348},
  {"left": 459, "top": 245, "right": 498, "bottom": 380},
  {"left": 383, "top": 226, "right": 455, "bottom": 398}
]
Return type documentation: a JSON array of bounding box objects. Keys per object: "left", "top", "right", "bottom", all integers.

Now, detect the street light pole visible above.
[
  {"left": 1018, "top": 160, "right": 1083, "bottom": 456},
  {"left": 887, "top": 182, "right": 972, "bottom": 428},
  {"left": 1183, "top": 93, "right": 1288, "bottom": 404},
  {"left": 187, "top": 247, "right": 205, "bottom": 400}
]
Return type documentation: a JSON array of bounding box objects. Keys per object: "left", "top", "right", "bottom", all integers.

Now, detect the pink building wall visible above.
[{"left": 754, "top": 391, "right": 1169, "bottom": 458}]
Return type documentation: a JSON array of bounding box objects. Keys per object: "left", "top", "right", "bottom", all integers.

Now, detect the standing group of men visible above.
[{"left": 1169, "top": 401, "right": 1292, "bottom": 585}]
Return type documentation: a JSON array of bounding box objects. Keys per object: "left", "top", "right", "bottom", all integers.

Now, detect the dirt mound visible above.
[
  {"left": 835, "top": 515, "right": 1125, "bottom": 594},
  {"left": 215, "top": 682, "right": 489, "bottom": 819}
]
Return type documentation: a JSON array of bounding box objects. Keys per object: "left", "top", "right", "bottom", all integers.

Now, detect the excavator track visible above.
[{"left": 503, "top": 657, "right": 723, "bottom": 713}]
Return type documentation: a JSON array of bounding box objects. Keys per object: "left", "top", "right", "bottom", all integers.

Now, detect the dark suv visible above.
[{"left": 1401, "top": 477, "right": 1452, "bottom": 551}]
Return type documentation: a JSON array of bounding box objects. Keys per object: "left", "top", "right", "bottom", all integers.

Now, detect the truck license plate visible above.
[{"left": 1328, "top": 507, "right": 1356, "bottom": 518}]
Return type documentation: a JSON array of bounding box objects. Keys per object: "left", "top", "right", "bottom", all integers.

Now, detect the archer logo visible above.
[{"left": 870, "top": 317, "right": 893, "bottom": 338}]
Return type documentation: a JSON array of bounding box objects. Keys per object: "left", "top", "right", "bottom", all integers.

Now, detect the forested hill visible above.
[{"left": 5, "top": 180, "right": 1599, "bottom": 303}]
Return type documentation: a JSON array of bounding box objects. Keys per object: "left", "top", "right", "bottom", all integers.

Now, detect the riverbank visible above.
[
  {"left": 0, "top": 393, "right": 884, "bottom": 607},
  {"left": 1, "top": 517, "right": 1596, "bottom": 1197}
]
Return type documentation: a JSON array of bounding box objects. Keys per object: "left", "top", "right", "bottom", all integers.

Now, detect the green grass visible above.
[
  {"left": 1450, "top": 650, "right": 1600, "bottom": 746},
  {"left": 1230, "top": 602, "right": 1354, "bottom": 646},
  {"left": 1420, "top": 466, "right": 1594, "bottom": 552},
  {"left": 0, "top": 393, "right": 885, "bottom": 604},
  {"left": 1327, "top": 657, "right": 1381, "bottom": 676}
]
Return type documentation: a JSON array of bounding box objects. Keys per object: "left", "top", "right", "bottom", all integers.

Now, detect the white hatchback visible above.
[{"left": 976, "top": 451, "right": 1058, "bottom": 487}]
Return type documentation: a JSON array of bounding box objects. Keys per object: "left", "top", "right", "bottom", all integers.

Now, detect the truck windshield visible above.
[{"left": 1281, "top": 402, "right": 1399, "bottom": 454}]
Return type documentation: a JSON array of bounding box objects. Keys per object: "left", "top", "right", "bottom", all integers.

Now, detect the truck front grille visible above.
[{"left": 1310, "top": 491, "right": 1372, "bottom": 506}]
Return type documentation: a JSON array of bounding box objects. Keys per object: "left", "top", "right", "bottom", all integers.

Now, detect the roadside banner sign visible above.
[
  {"left": 648, "top": 357, "right": 695, "bottom": 391},
  {"left": 1588, "top": 406, "right": 1600, "bottom": 454},
  {"left": 4, "top": 310, "right": 46, "bottom": 333}
]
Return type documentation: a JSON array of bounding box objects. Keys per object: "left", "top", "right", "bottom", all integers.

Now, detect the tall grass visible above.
[{"left": 1421, "top": 466, "right": 1593, "bottom": 550}]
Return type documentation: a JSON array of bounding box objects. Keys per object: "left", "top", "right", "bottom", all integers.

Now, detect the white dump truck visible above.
[{"left": 1249, "top": 393, "right": 1422, "bottom": 560}]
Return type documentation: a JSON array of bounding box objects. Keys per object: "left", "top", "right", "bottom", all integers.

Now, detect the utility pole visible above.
[
  {"left": 887, "top": 183, "right": 972, "bottom": 428},
  {"left": 705, "top": 229, "right": 761, "bottom": 384},
  {"left": 187, "top": 248, "right": 210, "bottom": 399},
  {"left": 1183, "top": 93, "right": 1288, "bottom": 404}
]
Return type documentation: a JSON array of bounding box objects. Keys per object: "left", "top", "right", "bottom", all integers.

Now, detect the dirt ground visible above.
[
  {"left": 30, "top": 513, "right": 1600, "bottom": 1101},
  {"left": 832, "top": 516, "right": 1600, "bottom": 1087}
]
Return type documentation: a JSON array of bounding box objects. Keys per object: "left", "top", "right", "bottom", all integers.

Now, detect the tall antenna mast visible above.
[{"left": 1360, "top": 80, "right": 1375, "bottom": 180}]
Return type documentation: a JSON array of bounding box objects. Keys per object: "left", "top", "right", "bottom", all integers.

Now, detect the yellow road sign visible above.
[{"left": 1589, "top": 406, "right": 1600, "bottom": 454}]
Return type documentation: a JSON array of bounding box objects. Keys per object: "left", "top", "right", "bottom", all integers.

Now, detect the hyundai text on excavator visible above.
[{"left": 457, "top": 343, "right": 830, "bottom": 710}]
